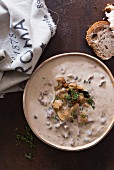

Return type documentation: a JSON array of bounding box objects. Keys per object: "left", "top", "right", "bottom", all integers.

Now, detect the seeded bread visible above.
[{"left": 86, "top": 21, "right": 114, "bottom": 60}]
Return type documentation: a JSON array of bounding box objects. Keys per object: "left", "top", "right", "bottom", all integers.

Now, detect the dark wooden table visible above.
[{"left": 0, "top": 0, "right": 114, "bottom": 170}]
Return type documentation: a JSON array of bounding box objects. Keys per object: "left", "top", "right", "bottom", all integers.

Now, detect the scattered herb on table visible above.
[
  {"left": 25, "top": 152, "right": 33, "bottom": 160},
  {"left": 15, "top": 124, "right": 36, "bottom": 160}
]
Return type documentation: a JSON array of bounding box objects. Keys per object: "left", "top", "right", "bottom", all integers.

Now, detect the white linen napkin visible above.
[{"left": 0, "top": 0, "right": 56, "bottom": 95}]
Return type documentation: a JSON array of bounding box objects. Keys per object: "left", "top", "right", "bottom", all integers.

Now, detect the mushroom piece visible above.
[
  {"left": 77, "top": 94, "right": 85, "bottom": 104},
  {"left": 78, "top": 112, "right": 88, "bottom": 124},
  {"left": 70, "top": 103, "right": 79, "bottom": 112},
  {"left": 51, "top": 100, "right": 63, "bottom": 110},
  {"left": 59, "top": 93, "right": 68, "bottom": 100},
  {"left": 68, "top": 82, "right": 77, "bottom": 89},
  {"left": 84, "top": 102, "right": 90, "bottom": 107},
  {"left": 56, "top": 77, "right": 65, "bottom": 84},
  {"left": 75, "top": 85, "right": 84, "bottom": 90},
  {"left": 55, "top": 88, "right": 67, "bottom": 96},
  {"left": 57, "top": 109, "right": 71, "bottom": 121},
  {"left": 67, "top": 74, "right": 75, "bottom": 83}
]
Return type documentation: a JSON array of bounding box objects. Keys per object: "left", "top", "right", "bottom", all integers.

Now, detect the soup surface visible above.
[{"left": 24, "top": 53, "right": 114, "bottom": 150}]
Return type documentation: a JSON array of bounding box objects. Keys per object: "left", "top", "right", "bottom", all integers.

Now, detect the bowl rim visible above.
[{"left": 23, "top": 52, "right": 114, "bottom": 151}]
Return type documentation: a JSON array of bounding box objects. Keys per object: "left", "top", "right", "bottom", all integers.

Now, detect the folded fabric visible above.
[{"left": 0, "top": 0, "right": 56, "bottom": 95}]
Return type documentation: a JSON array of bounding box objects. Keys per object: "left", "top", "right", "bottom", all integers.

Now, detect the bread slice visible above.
[{"left": 86, "top": 21, "right": 114, "bottom": 60}]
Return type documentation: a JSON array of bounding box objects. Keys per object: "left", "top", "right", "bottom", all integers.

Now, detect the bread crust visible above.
[
  {"left": 86, "top": 21, "right": 109, "bottom": 45},
  {"left": 86, "top": 21, "right": 112, "bottom": 60}
]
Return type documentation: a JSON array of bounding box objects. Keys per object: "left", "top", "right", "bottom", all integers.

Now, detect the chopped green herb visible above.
[
  {"left": 72, "top": 92, "right": 79, "bottom": 100},
  {"left": 65, "top": 95, "right": 71, "bottom": 100},
  {"left": 92, "top": 105, "right": 95, "bottom": 109},
  {"left": 68, "top": 88, "right": 73, "bottom": 94},
  {"left": 25, "top": 153, "right": 33, "bottom": 160},
  {"left": 87, "top": 98, "right": 94, "bottom": 105},
  {"left": 87, "top": 98, "right": 95, "bottom": 109},
  {"left": 15, "top": 124, "right": 36, "bottom": 160},
  {"left": 42, "top": 77, "right": 45, "bottom": 80},
  {"left": 67, "top": 89, "right": 79, "bottom": 101}
]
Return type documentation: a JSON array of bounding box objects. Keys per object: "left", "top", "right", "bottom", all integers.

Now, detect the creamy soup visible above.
[{"left": 24, "top": 53, "right": 114, "bottom": 150}]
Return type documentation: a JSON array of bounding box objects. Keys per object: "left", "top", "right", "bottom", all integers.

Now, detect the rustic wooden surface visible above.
[{"left": 0, "top": 0, "right": 114, "bottom": 170}]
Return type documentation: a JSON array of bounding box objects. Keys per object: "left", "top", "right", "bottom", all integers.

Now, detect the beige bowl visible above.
[{"left": 23, "top": 52, "right": 114, "bottom": 151}]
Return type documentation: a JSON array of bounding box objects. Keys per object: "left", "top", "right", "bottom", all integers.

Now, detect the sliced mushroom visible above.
[
  {"left": 55, "top": 88, "right": 67, "bottom": 96},
  {"left": 84, "top": 102, "right": 90, "bottom": 107},
  {"left": 59, "top": 93, "right": 68, "bottom": 100},
  {"left": 54, "top": 85, "right": 62, "bottom": 91},
  {"left": 68, "top": 82, "right": 77, "bottom": 89},
  {"left": 75, "top": 85, "right": 84, "bottom": 90},
  {"left": 77, "top": 94, "right": 85, "bottom": 104},
  {"left": 70, "top": 103, "right": 79, "bottom": 112},
  {"left": 67, "top": 74, "right": 75, "bottom": 83},
  {"left": 56, "top": 77, "right": 65, "bottom": 84},
  {"left": 51, "top": 100, "right": 63, "bottom": 110},
  {"left": 57, "top": 109, "right": 71, "bottom": 121}
]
